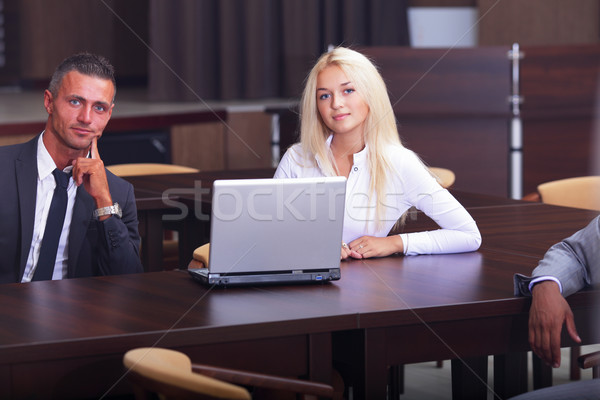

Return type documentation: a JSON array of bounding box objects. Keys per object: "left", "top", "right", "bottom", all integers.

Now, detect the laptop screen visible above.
[{"left": 208, "top": 177, "right": 347, "bottom": 275}]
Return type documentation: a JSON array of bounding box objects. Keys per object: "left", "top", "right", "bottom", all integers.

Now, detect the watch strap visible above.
[{"left": 94, "top": 202, "right": 122, "bottom": 219}]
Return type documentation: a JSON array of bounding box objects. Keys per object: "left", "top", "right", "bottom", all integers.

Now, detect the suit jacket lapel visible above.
[
  {"left": 68, "top": 186, "right": 94, "bottom": 277},
  {"left": 16, "top": 137, "right": 39, "bottom": 280}
]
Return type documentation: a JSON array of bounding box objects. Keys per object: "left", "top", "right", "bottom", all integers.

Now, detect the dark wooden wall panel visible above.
[
  {"left": 0, "top": 365, "right": 9, "bottom": 399},
  {"left": 363, "top": 46, "right": 511, "bottom": 115},
  {"left": 363, "top": 46, "right": 512, "bottom": 197},
  {"left": 17, "top": 0, "right": 148, "bottom": 84},
  {"left": 478, "top": 0, "right": 600, "bottom": 46},
  {"left": 520, "top": 45, "right": 600, "bottom": 115},
  {"left": 399, "top": 117, "right": 509, "bottom": 196},
  {"left": 520, "top": 44, "right": 600, "bottom": 194},
  {"left": 523, "top": 118, "right": 600, "bottom": 194}
]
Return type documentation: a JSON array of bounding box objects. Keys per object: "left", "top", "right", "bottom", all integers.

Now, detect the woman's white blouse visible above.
[{"left": 274, "top": 141, "right": 481, "bottom": 255}]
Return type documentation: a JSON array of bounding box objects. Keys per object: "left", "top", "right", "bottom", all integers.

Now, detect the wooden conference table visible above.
[
  {"left": 0, "top": 174, "right": 598, "bottom": 399},
  {"left": 352, "top": 203, "right": 600, "bottom": 399},
  {"left": 128, "top": 170, "right": 599, "bottom": 398}
]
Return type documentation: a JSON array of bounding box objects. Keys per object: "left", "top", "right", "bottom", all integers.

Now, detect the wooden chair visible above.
[
  {"left": 106, "top": 163, "right": 199, "bottom": 177},
  {"left": 537, "top": 176, "right": 600, "bottom": 211},
  {"left": 578, "top": 350, "right": 600, "bottom": 379},
  {"left": 123, "top": 347, "right": 337, "bottom": 400},
  {"left": 189, "top": 243, "right": 210, "bottom": 269},
  {"left": 428, "top": 167, "right": 456, "bottom": 189},
  {"left": 107, "top": 163, "right": 200, "bottom": 269}
]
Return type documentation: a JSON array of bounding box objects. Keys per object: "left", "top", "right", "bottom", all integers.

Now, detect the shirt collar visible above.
[
  {"left": 324, "top": 134, "right": 369, "bottom": 164},
  {"left": 352, "top": 142, "right": 368, "bottom": 164},
  {"left": 37, "top": 131, "right": 74, "bottom": 179}
]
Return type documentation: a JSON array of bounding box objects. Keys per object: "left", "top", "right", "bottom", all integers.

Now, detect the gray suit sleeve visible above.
[{"left": 514, "top": 215, "right": 600, "bottom": 297}]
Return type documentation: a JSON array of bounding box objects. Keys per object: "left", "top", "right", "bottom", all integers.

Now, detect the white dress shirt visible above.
[
  {"left": 274, "top": 137, "right": 481, "bottom": 255},
  {"left": 21, "top": 133, "right": 77, "bottom": 282}
]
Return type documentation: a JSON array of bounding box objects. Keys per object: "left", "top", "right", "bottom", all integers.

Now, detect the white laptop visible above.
[{"left": 188, "top": 176, "right": 346, "bottom": 286}]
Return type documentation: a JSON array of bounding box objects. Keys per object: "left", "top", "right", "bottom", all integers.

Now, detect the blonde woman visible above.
[{"left": 274, "top": 47, "right": 481, "bottom": 260}]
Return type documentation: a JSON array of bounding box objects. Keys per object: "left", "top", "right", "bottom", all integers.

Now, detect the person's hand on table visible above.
[{"left": 346, "top": 235, "right": 404, "bottom": 259}]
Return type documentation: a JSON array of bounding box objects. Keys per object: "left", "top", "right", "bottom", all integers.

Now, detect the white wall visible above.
[{"left": 408, "top": 7, "right": 478, "bottom": 48}]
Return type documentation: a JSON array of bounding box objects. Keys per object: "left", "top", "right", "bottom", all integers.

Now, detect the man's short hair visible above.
[{"left": 48, "top": 53, "right": 116, "bottom": 101}]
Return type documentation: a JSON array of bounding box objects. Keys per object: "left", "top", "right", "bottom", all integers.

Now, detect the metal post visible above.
[{"left": 508, "top": 43, "right": 524, "bottom": 199}]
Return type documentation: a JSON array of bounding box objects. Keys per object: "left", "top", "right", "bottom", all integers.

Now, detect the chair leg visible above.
[
  {"left": 331, "top": 367, "right": 345, "bottom": 400},
  {"left": 493, "top": 352, "right": 528, "bottom": 399},
  {"left": 532, "top": 352, "right": 553, "bottom": 389},
  {"left": 388, "top": 364, "right": 404, "bottom": 399},
  {"left": 451, "top": 357, "right": 488, "bottom": 400},
  {"left": 570, "top": 346, "right": 581, "bottom": 380}
]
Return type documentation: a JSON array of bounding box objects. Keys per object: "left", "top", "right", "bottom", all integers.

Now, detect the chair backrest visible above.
[
  {"left": 537, "top": 176, "right": 600, "bottom": 211},
  {"left": 125, "top": 347, "right": 339, "bottom": 400},
  {"left": 107, "top": 163, "right": 199, "bottom": 177},
  {"left": 428, "top": 167, "right": 456, "bottom": 189},
  {"left": 123, "top": 348, "right": 251, "bottom": 400}
]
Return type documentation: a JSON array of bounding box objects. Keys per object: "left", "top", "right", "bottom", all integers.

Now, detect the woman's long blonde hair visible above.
[{"left": 298, "top": 47, "right": 403, "bottom": 227}]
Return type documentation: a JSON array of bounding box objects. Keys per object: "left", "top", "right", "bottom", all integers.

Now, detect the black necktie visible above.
[{"left": 33, "top": 168, "right": 70, "bottom": 281}]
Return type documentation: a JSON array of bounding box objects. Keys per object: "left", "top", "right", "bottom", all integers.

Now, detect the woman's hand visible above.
[
  {"left": 341, "top": 242, "right": 361, "bottom": 260},
  {"left": 348, "top": 235, "right": 404, "bottom": 259}
]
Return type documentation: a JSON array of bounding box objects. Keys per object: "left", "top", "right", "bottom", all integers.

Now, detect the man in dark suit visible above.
[{"left": 0, "top": 52, "right": 143, "bottom": 283}]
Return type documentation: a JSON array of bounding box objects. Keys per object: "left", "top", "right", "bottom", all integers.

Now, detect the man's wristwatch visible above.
[{"left": 94, "top": 202, "right": 122, "bottom": 219}]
